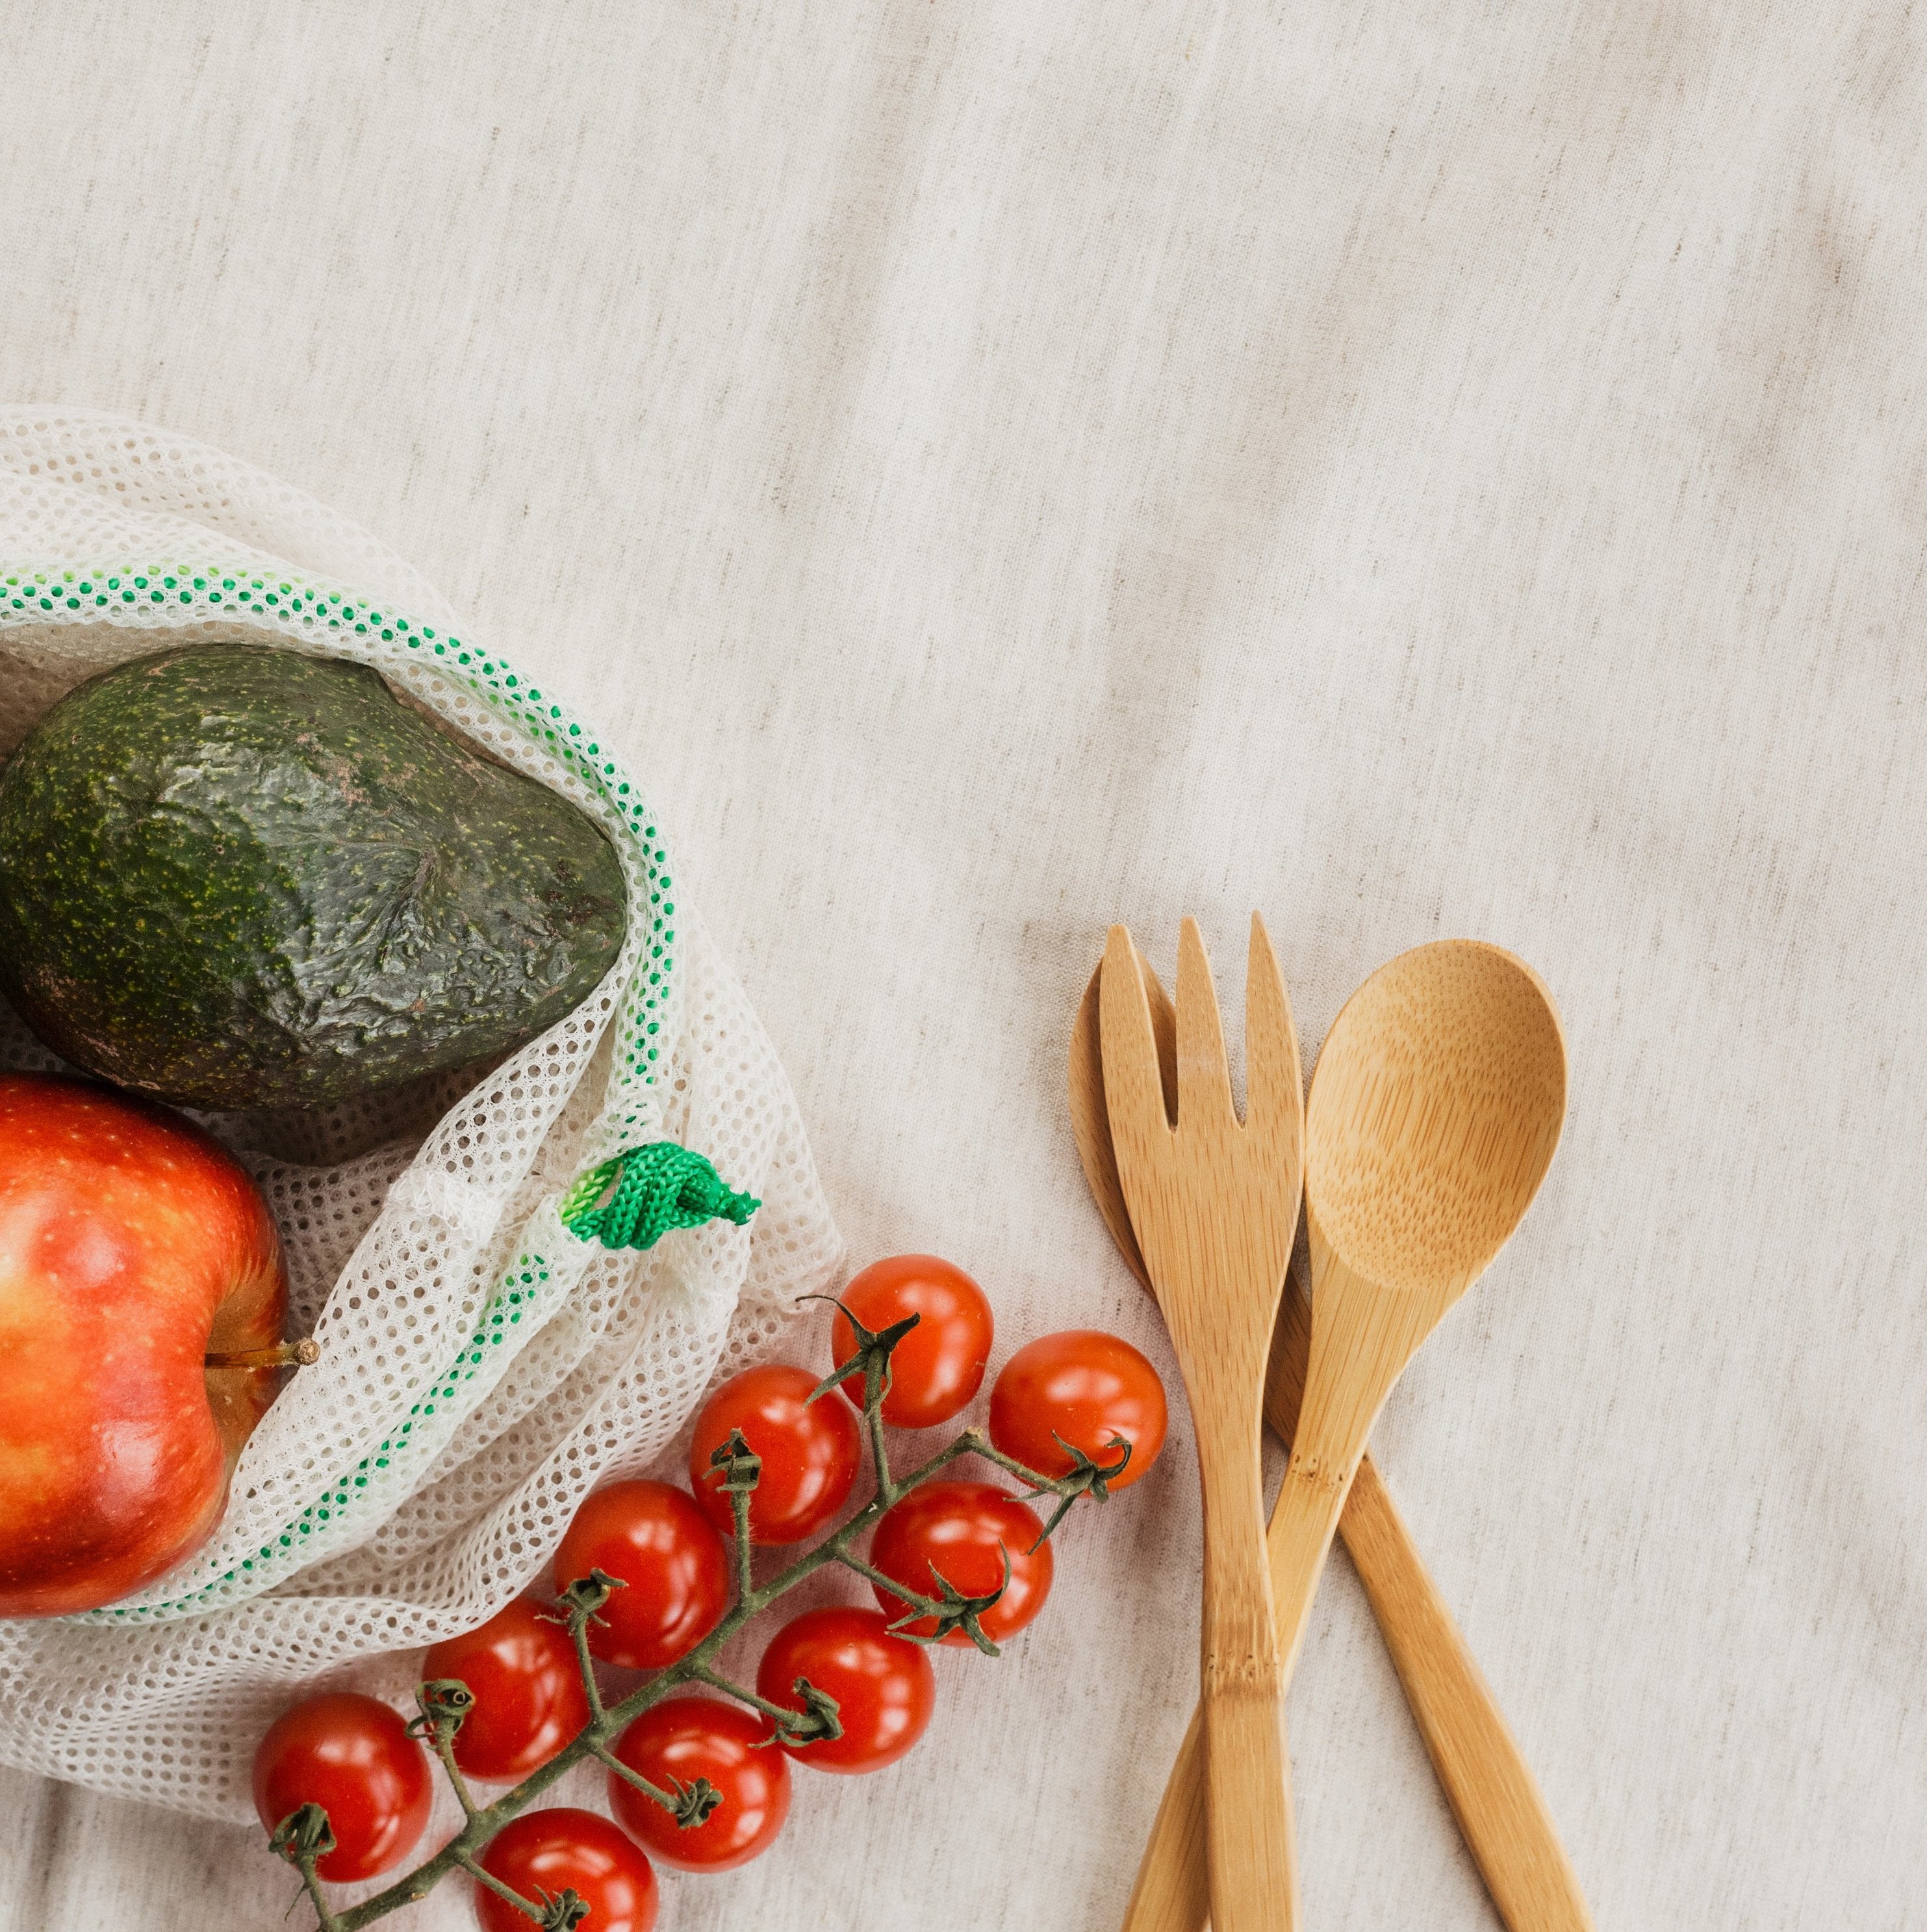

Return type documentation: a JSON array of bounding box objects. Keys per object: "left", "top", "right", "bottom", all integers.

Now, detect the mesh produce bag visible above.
[{"left": 0, "top": 407, "right": 845, "bottom": 1821}]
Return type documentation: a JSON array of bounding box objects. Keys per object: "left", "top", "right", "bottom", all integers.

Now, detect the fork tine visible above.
[
  {"left": 1138, "top": 942, "right": 1179, "bottom": 1127},
  {"left": 1243, "top": 912, "right": 1303, "bottom": 1160},
  {"left": 1175, "top": 916, "right": 1238, "bottom": 1132},
  {"left": 1099, "top": 925, "right": 1172, "bottom": 1170}
]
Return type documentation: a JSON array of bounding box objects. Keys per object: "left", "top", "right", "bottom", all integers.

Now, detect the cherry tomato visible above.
[
  {"left": 830, "top": 1254, "right": 995, "bottom": 1427},
  {"left": 988, "top": 1329, "right": 1167, "bottom": 1489},
  {"left": 607, "top": 1695, "right": 791, "bottom": 1872},
  {"left": 755, "top": 1606, "right": 936, "bottom": 1774},
  {"left": 474, "top": 1809, "right": 657, "bottom": 1932},
  {"left": 420, "top": 1595, "right": 589, "bottom": 1783},
  {"left": 687, "top": 1365, "right": 861, "bottom": 1545},
  {"left": 867, "top": 1480, "right": 1053, "bottom": 1647},
  {"left": 251, "top": 1692, "right": 432, "bottom": 1882},
  {"left": 553, "top": 1480, "right": 730, "bottom": 1669}
]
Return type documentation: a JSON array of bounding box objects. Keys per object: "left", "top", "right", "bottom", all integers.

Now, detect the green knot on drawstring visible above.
[{"left": 559, "top": 1142, "right": 760, "bottom": 1252}]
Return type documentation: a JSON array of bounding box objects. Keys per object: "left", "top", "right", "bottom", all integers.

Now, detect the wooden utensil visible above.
[
  {"left": 1099, "top": 916, "right": 1304, "bottom": 1932},
  {"left": 1071, "top": 950, "right": 1594, "bottom": 1932},
  {"left": 1119, "top": 938, "right": 1570, "bottom": 1931}
]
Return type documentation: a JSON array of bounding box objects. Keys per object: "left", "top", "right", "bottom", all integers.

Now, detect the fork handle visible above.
[
  {"left": 1119, "top": 1703, "right": 1211, "bottom": 1932},
  {"left": 1119, "top": 1452, "right": 1344, "bottom": 1932},
  {"left": 1140, "top": 1431, "right": 1297, "bottom": 1932},
  {"left": 1127, "top": 1422, "right": 1305, "bottom": 1932},
  {"left": 1199, "top": 1669, "right": 1295, "bottom": 1932}
]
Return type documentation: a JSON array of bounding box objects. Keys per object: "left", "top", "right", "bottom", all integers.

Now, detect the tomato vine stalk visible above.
[{"left": 266, "top": 1303, "right": 1130, "bottom": 1931}]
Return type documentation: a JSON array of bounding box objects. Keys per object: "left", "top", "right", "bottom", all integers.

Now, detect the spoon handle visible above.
[
  {"left": 1267, "top": 1275, "right": 1590, "bottom": 1926},
  {"left": 1343, "top": 1460, "right": 1596, "bottom": 1929}
]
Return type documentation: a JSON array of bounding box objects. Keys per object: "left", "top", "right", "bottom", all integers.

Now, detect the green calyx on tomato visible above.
[
  {"left": 868, "top": 1480, "right": 1054, "bottom": 1652},
  {"left": 609, "top": 1697, "right": 792, "bottom": 1872},
  {"left": 756, "top": 1606, "right": 937, "bottom": 1775},
  {"left": 806, "top": 1293, "right": 923, "bottom": 1419},
  {"left": 687, "top": 1363, "right": 861, "bottom": 1545},
  {"left": 821, "top": 1254, "right": 995, "bottom": 1428},
  {"left": 418, "top": 1596, "right": 590, "bottom": 1783}
]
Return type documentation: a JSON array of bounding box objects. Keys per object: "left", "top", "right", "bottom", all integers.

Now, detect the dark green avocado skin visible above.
[{"left": 0, "top": 645, "right": 628, "bottom": 1108}]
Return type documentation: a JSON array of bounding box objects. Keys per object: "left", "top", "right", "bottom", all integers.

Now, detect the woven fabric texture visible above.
[{"left": 1, "top": 3, "right": 1924, "bottom": 1929}]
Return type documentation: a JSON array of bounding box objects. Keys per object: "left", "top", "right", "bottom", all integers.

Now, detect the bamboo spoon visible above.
[
  {"left": 1099, "top": 916, "right": 1304, "bottom": 1932},
  {"left": 1120, "top": 938, "right": 1569, "bottom": 1929},
  {"left": 1071, "top": 950, "right": 1594, "bottom": 1932}
]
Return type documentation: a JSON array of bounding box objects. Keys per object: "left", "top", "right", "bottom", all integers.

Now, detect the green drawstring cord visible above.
[{"left": 558, "top": 1142, "right": 760, "bottom": 1252}]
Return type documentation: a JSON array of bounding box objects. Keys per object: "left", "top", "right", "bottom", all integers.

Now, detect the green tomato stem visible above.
[
  {"left": 866, "top": 1400, "right": 895, "bottom": 1504},
  {"left": 581, "top": 1736, "right": 678, "bottom": 1812},
  {"left": 730, "top": 1486, "right": 754, "bottom": 1606},
  {"left": 293, "top": 1849, "right": 346, "bottom": 1932},
  {"left": 566, "top": 1614, "right": 607, "bottom": 1729},
  {"left": 830, "top": 1547, "right": 940, "bottom": 1614},
  {"left": 683, "top": 1662, "right": 796, "bottom": 1725},
  {"left": 453, "top": 1849, "right": 547, "bottom": 1924},
  {"left": 428, "top": 1722, "right": 479, "bottom": 1820}
]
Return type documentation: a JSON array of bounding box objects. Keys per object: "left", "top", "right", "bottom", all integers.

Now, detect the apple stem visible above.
[{"left": 204, "top": 1337, "right": 320, "bottom": 1371}]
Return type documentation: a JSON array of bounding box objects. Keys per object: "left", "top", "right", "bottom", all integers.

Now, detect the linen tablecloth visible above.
[{"left": 2, "top": 3, "right": 1922, "bottom": 1926}]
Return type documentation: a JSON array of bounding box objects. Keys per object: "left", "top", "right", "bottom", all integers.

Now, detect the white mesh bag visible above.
[{"left": 0, "top": 407, "right": 845, "bottom": 1822}]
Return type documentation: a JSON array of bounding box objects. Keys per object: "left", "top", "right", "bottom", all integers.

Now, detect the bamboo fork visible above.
[
  {"left": 1099, "top": 916, "right": 1303, "bottom": 1932},
  {"left": 1071, "top": 948, "right": 1594, "bottom": 1932},
  {"left": 1121, "top": 939, "right": 1570, "bottom": 1929}
]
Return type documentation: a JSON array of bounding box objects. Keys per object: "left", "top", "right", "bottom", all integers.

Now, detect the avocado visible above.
[{"left": 0, "top": 644, "right": 627, "bottom": 1109}]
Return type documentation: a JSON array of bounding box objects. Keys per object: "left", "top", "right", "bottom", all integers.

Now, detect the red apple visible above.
[{"left": 0, "top": 1072, "right": 290, "bottom": 1616}]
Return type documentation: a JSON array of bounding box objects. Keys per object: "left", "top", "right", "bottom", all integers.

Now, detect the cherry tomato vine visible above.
[{"left": 262, "top": 1293, "right": 1144, "bottom": 1932}]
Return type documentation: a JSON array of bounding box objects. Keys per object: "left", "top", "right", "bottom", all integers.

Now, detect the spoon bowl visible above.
[
  {"left": 1278, "top": 940, "right": 1566, "bottom": 1673},
  {"left": 1307, "top": 942, "right": 1566, "bottom": 1298}
]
